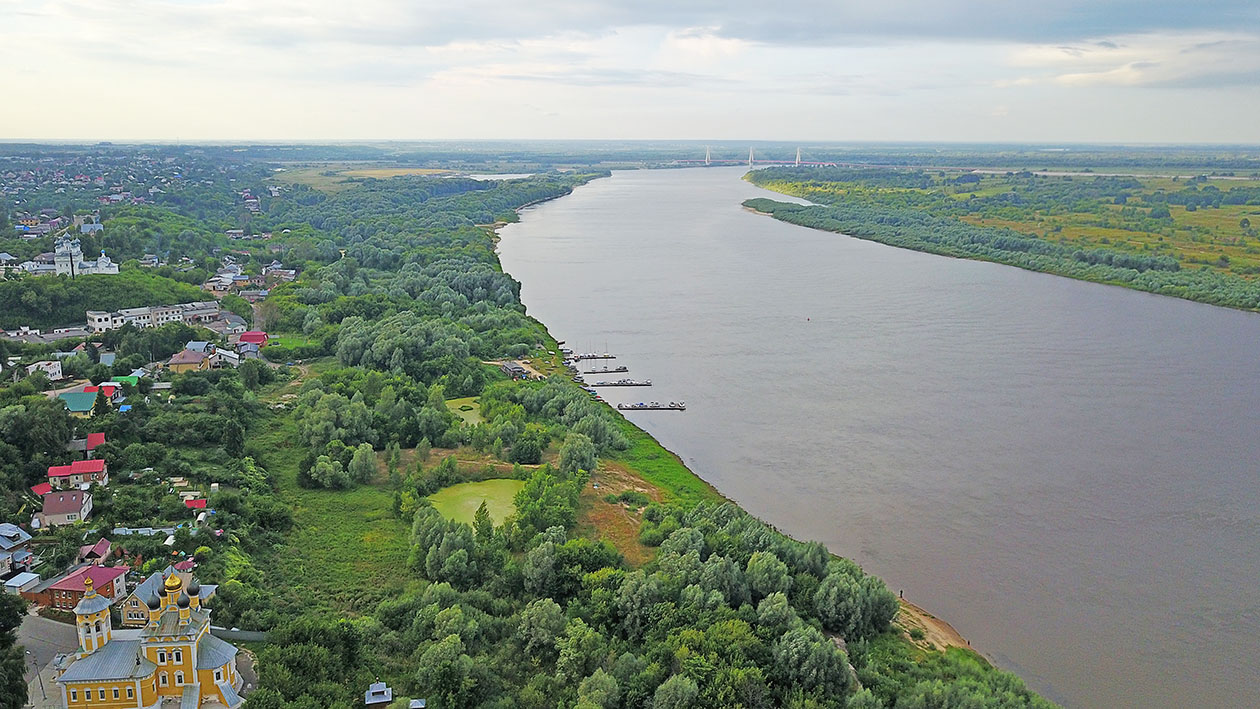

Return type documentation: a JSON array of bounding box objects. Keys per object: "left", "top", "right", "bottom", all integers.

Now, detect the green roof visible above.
[
  {"left": 110, "top": 375, "right": 139, "bottom": 386},
  {"left": 58, "top": 392, "right": 97, "bottom": 413}
]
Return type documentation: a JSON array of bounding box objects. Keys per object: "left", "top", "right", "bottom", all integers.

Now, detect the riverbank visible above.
[
  {"left": 493, "top": 182, "right": 1012, "bottom": 680},
  {"left": 744, "top": 170, "right": 1260, "bottom": 314}
]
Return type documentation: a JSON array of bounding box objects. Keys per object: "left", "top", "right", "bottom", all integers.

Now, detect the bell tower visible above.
[{"left": 74, "top": 576, "right": 113, "bottom": 655}]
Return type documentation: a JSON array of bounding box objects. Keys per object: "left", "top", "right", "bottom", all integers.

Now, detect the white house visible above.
[{"left": 26, "top": 360, "right": 63, "bottom": 380}]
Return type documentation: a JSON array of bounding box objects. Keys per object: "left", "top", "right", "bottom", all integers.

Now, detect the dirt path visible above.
[{"left": 481, "top": 359, "right": 547, "bottom": 378}]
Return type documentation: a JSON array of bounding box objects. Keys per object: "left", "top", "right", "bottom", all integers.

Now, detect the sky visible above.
[{"left": 4, "top": 0, "right": 1260, "bottom": 143}]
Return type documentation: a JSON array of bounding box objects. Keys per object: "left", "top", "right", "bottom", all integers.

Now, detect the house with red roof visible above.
[
  {"left": 184, "top": 499, "right": 207, "bottom": 510},
  {"left": 78, "top": 538, "right": 112, "bottom": 565},
  {"left": 65, "top": 432, "right": 107, "bottom": 459},
  {"left": 47, "top": 458, "right": 108, "bottom": 489},
  {"left": 36, "top": 490, "right": 92, "bottom": 527},
  {"left": 22, "top": 564, "right": 128, "bottom": 609},
  {"left": 83, "top": 384, "right": 123, "bottom": 402},
  {"left": 30, "top": 482, "right": 52, "bottom": 497},
  {"left": 238, "top": 330, "right": 268, "bottom": 346}
]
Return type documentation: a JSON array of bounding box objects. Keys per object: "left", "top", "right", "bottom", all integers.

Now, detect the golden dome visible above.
[{"left": 164, "top": 574, "right": 182, "bottom": 592}]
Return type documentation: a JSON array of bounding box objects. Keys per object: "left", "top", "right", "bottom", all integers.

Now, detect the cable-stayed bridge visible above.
[{"left": 672, "top": 147, "right": 838, "bottom": 167}]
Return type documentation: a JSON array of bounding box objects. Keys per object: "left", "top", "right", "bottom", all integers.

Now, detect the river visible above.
[{"left": 495, "top": 166, "right": 1260, "bottom": 708}]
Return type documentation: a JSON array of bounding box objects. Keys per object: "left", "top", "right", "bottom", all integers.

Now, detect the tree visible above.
[
  {"left": 223, "top": 420, "right": 245, "bottom": 458},
  {"left": 771, "top": 626, "right": 851, "bottom": 698},
  {"left": 309, "top": 455, "right": 350, "bottom": 489},
  {"left": 516, "top": 598, "right": 566, "bottom": 661},
  {"left": 348, "top": 442, "right": 377, "bottom": 483},
  {"left": 472, "top": 501, "right": 494, "bottom": 542},
  {"left": 746, "top": 551, "right": 792, "bottom": 600},
  {"left": 558, "top": 433, "right": 597, "bottom": 475},
  {"left": 0, "top": 593, "right": 28, "bottom": 709},
  {"left": 91, "top": 387, "right": 111, "bottom": 418},
  {"left": 576, "top": 669, "right": 620, "bottom": 709},
  {"left": 653, "top": 674, "right": 699, "bottom": 709}
]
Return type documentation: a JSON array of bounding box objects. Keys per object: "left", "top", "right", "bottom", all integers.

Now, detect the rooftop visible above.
[{"left": 42, "top": 490, "right": 91, "bottom": 515}]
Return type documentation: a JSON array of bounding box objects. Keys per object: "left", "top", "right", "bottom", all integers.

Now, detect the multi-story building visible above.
[{"left": 86, "top": 301, "right": 221, "bottom": 333}]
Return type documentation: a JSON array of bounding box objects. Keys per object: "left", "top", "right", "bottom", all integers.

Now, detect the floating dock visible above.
[
  {"left": 574, "top": 353, "right": 617, "bottom": 361},
  {"left": 618, "top": 401, "right": 686, "bottom": 411},
  {"left": 583, "top": 365, "right": 628, "bottom": 374},
  {"left": 593, "top": 379, "right": 651, "bottom": 387}
]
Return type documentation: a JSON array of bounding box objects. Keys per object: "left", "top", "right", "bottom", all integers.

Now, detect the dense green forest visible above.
[
  {"left": 746, "top": 167, "right": 1260, "bottom": 311},
  {"left": 0, "top": 154, "right": 1053, "bottom": 709}
]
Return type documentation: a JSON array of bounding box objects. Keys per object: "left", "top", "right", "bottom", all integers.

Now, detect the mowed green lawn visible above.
[{"left": 428, "top": 479, "right": 524, "bottom": 525}]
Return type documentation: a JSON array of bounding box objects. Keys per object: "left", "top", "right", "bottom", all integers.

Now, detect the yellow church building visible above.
[{"left": 53, "top": 571, "right": 243, "bottom": 709}]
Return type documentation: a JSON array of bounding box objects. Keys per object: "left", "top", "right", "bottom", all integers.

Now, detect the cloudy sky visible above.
[{"left": 5, "top": 0, "right": 1260, "bottom": 142}]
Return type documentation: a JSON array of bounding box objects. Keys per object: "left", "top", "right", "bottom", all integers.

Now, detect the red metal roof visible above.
[
  {"left": 30, "top": 482, "right": 52, "bottom": 496},
  {"left": 49, "top": 565, "right": 128, "bottom": 592},
  {"left": 184, "top": 499, "right": 207, "bottom": 509},
  {"left": 238, "top": 331, "right": 268, "bottom": 344},
  {"left": 48, "top": 459, "right": 106, "bottom": 477},
  {"left": 79, "top": 538, "right": 111, "bottom": 559},
  {"left": 86, "top": 433, "right": 105, "bottom": 450},
  {"left": 83, "top": 385, "right": 117, "bottom": 395}
]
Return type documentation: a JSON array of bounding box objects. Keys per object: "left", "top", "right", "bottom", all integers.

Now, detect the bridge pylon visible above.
[{"left": 748, "top": 147, "right": 754, "bottom": 167}]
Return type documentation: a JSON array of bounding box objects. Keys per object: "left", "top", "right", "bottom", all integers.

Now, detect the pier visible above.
[
  {"left": 593, "top": 378, "right": 651, "bottom": 387},
  {"left": 618, "top": 401, "right": 686, "bottom": 411}
]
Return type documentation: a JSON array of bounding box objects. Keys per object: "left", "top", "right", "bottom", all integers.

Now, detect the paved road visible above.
[
  {"left": 18, "top": 613, "right": 76, "bottom": 708},
  {"left": 18, "top": 614, "right": 76, "bottom": 682}
]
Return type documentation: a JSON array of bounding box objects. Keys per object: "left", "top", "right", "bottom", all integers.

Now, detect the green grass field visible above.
[
  {"left": 445, "top": 396, "right": 483, "bottom": 424},
  {"left": 428, "top": 479, "right": 525, "bottom": 525},
  {"left": 252, "top": 411, "right": 415, "bottom": 615},
  {"left": 608, "top": 415, "right": 723, "bottom": 506}
]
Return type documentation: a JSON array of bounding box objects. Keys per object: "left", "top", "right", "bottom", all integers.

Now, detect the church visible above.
[{"left": 53, "top": 571, "right": 243, "bottom": 709}]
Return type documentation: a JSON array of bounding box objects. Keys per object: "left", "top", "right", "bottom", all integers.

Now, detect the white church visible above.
[{"left": 53, "top": 236, "right": 119, "bottom": 276}]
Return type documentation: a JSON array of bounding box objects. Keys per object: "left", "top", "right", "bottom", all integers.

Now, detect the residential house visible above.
[
  {"left": 237, "top": 331, "right": 268, "bottom": 347},
  {"left": 58, "top": 391, "right": 97, "bottom": 416},
  {"left": 235, "top": 341, "right": 260, "bottom": 360},
  {"left": 365, "top": 681, "right": 393, "bottom": 707},
  {"left": 26, "top": 360, "right": 63, "bottom": 380},
  {"left": 22, "top": 564, "right": 127, "bottom": 610},
  {"left": 48, "top": 459, "right": 109, "bottom": 489},
  {"left": 167, "top": 349, "right": 210, "bottom": 373},
  {"left": 66, "top": 432, "right": 106, "bottom": 458},
  {"left": 184, "top": 341, "right": 215, "bottom": 355},
  {"left": 120, "top": 565, "right": 220, "bottom": 626},
  {"left": 37, "top": 490, "right": 93, "bottom": 527},
  {"left": 78, "top": 538, "right": 112, "bottom": 565},
  {"left": 0, "top": 523, "right": 33, "bottom": 578},
  {"left": 83, "top": 383, "right": 124, "bottom": 403}
]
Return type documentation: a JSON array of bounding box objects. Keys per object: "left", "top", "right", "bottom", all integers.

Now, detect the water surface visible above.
[{"left": 497, "top": 166, "right": 1260, "bottom": 708}]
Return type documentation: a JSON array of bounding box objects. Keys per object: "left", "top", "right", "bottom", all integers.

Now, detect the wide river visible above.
[{"left": 496, "top": 166, "right": 1260, "bottom": 708}]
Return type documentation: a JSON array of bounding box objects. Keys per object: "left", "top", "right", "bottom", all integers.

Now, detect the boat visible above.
[{"left": 592, "top": 378, "right": 651, "bottom": 387}]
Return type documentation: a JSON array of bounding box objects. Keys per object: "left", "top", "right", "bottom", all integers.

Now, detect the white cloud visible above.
[{"left": 2, "top": 2, "right": 1259, "bottom": 141}]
